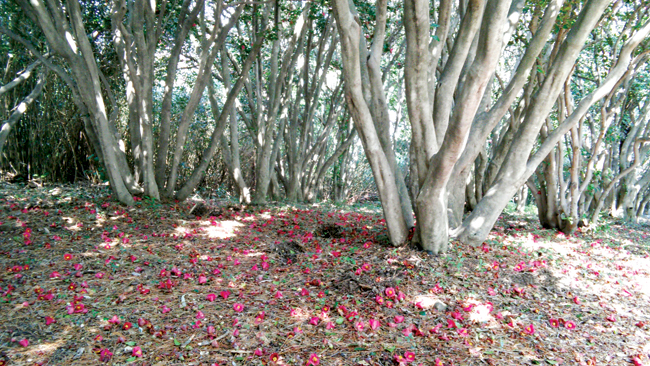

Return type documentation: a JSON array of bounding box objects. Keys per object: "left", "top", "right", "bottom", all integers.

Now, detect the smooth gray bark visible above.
[
  {"left": 446, "top": 0, "right": 560, "bottom": 227},
  {"left": 166, "top": 4, "right": 243, "bottom": 196},
  {"left": 252, "top": 6, "right": 309, "bottom": 204},
  {"left": 414, "top": 0, "right": 508, "bottom": 254},
  {"left": 17, "top": 0, "right": 137, "bottom": 205},
  {"left": 175, "top": 9, "right": 266, "bottom": 200},
  {"left": 332, "top": 0, "right": 408, "bottom": 246},
  {"left": 214, "top": 46, "right": 250, "bottom": 204},
  {"left": 154, "top": 0, "right": 204, "bottom": 189},
  {"left": 0, "top": 69, "right": 46, "bottom": 158},
  {"left": 0, "top": 59, "right": 42, "bottom": 97},
  {"left": 456, "top": 0, "right": 614, "bottom": 245}
]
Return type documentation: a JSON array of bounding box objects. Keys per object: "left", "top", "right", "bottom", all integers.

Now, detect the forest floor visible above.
[{"left": 0, "top": 183, "right": 649, "bottom": 366}]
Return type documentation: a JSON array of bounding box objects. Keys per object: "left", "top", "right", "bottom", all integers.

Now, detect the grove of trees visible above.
[{"left": 1, "top": 0, "right": 649, "bottom": 254}]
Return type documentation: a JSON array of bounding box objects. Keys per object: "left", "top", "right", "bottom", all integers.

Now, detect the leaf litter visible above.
[{"left": 0, "top": 183, "right": 649, "bottom": 365}]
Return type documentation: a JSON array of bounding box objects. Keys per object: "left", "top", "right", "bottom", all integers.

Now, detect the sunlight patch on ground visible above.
[
  {"left": 80, "top": 250, "right": 102, "bottom": 258},
  {"left": 495, "top": 223, "right": 650, "bottom": 358},
  {"left": 18, "top": 338, "right": 65, "bottom": 360},
  {"left": 201, "top": 220, "right": 243, "bottom": 239},
  {"left": 62, "top": 216, "right": 82, "bottom": 232},
  {"left": 464, "top": 298, "right": 494, "bottom": 323},
  {"left": 288, "top": 307, "right": 310, "bottom": 322},
  {"left": 412, "top": 294, "right": 441, "bottom": 310},
  {"left": 244, "top": 251, "right": 265, "bottom": 257},
  {"left": 529, "top": 236, "right": 650, "bottom": 332},
  {"left": 173, "top": 225, "right": 188, "bottom": 235},
  {"left": 93, "top": 216, "right": 106, "bottom": 228}
]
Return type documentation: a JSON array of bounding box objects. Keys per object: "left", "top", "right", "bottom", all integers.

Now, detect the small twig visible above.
[
  {"left": 215, "top": 331, "right": 230, "bottom": 341},
  {"left": 181, "top": 333, "right": 195, "bottom": 348},
  {"left": 225, "top": 0, "right": 274, "bottom": 7}
]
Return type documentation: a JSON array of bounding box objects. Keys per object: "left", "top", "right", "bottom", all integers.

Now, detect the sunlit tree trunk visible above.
[
  {"left": 409, "top": 0, "right": 511, "bottom": 254},
  {"left": 154, "top": 0, "right": 204, "bottom": 189},
  {"left": 332, "top": 0, "right": 408, "bottom": 246},
  {"left": 111, "top": 0, "right": 167, "bottom": 199},
  {"left": 251, "top": 6, "right": 309, "bottom": 204},
  {"left": 0, "top": 69, "right": 46, "bottom": 158},
  {"left": 165, "top": 3, "right": 243, "bottom": 197},
  {"left": 457, "top": 0, "right": 634, "bottom": 244},
  {"left": 214, "top": 46, "right": 250, "bottom": 204},
  {"left": 175, "top": 7, "right": 267, "bottom": 200},
  {"left": 446, "top": 0, "right": 555, "bottom": 229},
  {"left": 16, "top": 0, "right": 137, "bottom": 205}
]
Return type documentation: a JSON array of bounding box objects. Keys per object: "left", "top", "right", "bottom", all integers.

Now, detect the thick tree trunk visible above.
[
  {"left": 111, "top": 0, "right": 164, "bottom": 199},
  {"left": 362, "top": 0, "right": 414, "bottom": 228},
  {"left": 18, "top": 0, "right": 136, "bottom": 205},
  {"left": 446, "top": 0, "right": 558, "bottom": 226},
  {"left": 416, "top": 0, "right": 510, "bottom": 254}
]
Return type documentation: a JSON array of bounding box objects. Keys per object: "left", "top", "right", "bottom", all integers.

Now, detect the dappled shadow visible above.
[{"left": 0, "top": 183, "right": 649, "bottom": 365}]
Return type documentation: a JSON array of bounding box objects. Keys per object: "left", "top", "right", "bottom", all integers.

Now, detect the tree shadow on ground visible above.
[{"left": 0, "top": 183, "right": 648, "bottom": 365}]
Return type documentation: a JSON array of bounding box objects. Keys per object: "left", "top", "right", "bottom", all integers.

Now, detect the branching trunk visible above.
[
  {"left": 332, "top": 0, "right": 408, "bottom": 246},
  {"left": 252, "top": 5, "right": 309, "bottom": 204},
  {"left": 0, "top": 69, "right": 46, "bottom": 158},
  {"left": 17, "top": 0, "right": 137, "bottom": 205},
  {"left": 446, "top": 0, "right": 557, "bottom": 225},
  {"left": 212, "top": 47, "right": 250, "bottom": 204},
  {"left": 456, "top": 0, "right": 614, "bottom": 245},
  {"left": 591, "top": 138, "right": 650, "bottom": 222},
  {"left": 154, "top": 0, "right": 204, "bottom": 189},
  {"left": 415, "top": 0, "right": 509, "bottom": 254},
  {"left": 175, "top": 8, "right": 267, "bottom": 200},
  {"left": 166, "top": 4, "right": 243, "bottom": 196}
]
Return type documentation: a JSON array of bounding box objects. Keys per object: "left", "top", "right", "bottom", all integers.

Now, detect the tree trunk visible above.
[
  {"left": 252, "top": 7, "right": 309, "bottom": 204},
  {"left": 175, "top": 12, "right": 265, "bottom": 200},
  {"left": 415, "top": 0, "right": 509, "bottom": 254},
  {"left": 166, "top": 4, "right": 242, "bottom": 196},
  {"left": 0, "top": 69, "right": 46, "bottom": 158},
  {"left": 17, "top": 0, "right": 136, "bottom": 205},
  {"left": 332, "top": 0, "right": 408, "bottom": 246},
  {"left": 154, "top": 0, "right": 205, "bottom": 189},
  {"left": 213, "top": 48, "right": 250, "bottom": 204},
  {"left": 455, "top": 0, "right": 612, "bottom": 245}
]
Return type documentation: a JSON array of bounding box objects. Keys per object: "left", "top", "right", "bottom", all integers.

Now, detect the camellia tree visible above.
[
  {"left": 456, "top": 1, "right": 650, "bottom": 244},
  {"left": 2, "top": 0, "right": 364, "bottom": 206},
  {"left": 332, "top": 0, "right": 650, "bottom": 252},
  {"left": 3, "top": 0, "right": 649, "bottom": 250},
  {"left": 6, "top": 0, "right": 269, "bottom": 204}
]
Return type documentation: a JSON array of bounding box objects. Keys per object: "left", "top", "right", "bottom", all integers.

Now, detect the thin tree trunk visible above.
[
  {"left": 0, "top": 69, "right": 46, "bottom": 158},
  {"left": 175, "top": 13, "right": 266, "bottom": 200},
  {"left": 154, "top": 0, "right": 204, "bottom": 189},
  {"left": 166, "top": 4, "right": 242, "bottom": 196}
]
